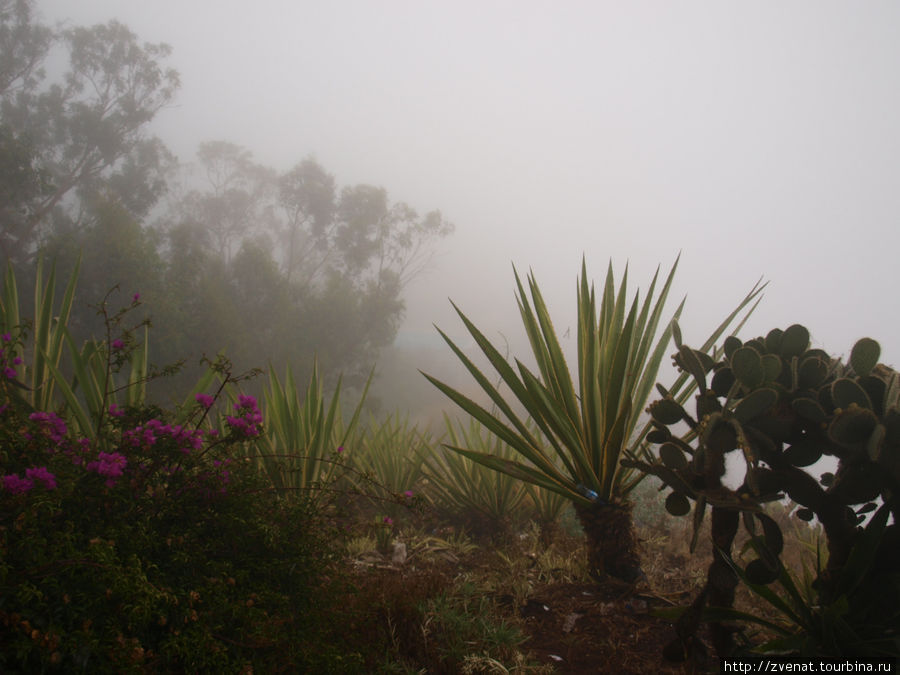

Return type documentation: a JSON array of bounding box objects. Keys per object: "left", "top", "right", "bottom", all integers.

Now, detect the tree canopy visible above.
[{"left": 0, "top": 0, "right": 454, "bottom": 398}]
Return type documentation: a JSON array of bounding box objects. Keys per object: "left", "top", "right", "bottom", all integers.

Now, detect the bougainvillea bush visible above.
[{"left": 0, "top": 353, "right": 352, "bottom": 672}]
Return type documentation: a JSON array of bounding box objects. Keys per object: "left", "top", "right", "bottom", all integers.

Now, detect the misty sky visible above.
[{"left": 38, "top": 1, "right": 900, "bottom": 389}]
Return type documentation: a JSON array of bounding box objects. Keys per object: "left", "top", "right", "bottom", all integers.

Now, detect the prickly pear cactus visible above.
[{"left": 623, "top": 325, "right": 900, "bottom": 660}]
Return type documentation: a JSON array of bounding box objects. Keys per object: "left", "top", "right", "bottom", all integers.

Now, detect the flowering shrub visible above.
[
  {"left": 0, "top": 266, "right": 418, "bottom": 672},
  {"left": 0, "top": 374, "right": 345, "bottom": 672},
  {"left": 225, "top": 394, "right": 263, "bottom": 438}
]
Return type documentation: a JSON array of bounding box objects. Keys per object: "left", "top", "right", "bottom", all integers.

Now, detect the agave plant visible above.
[
  {"left": 241, "top": 362, "right": 370, "bottom": 505},
  {"left": 0, "top": 258, "right": 201, "bottom": 442},
  {"left": 423, "top": 257, "right": 764, "bottom": 581},
  {"left": 1, "top": 257, "right": 80, "bottom": 413},
  {"left": 345, "top": 411, "right": 430, "bottom": 517},
  {"left": 420, "top": 414, "right": 530, "bottom": 536}
]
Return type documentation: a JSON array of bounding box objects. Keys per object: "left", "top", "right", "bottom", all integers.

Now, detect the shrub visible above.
[
  {"left": 0, "top": 269, "right": 352, "bottom": 672},
  {"left": 0, "top": 379, "right": 348, "bottom": 672}
]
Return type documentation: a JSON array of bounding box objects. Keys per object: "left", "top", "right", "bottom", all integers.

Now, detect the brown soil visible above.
[
  {"left": 344, "top": 524, "right": 731, "bottom": 673},
  {"left": 340, "top": 499, "right": 812, "bottom": 672},
  {"left": 515, "top": 579, "right": 699, "bottom": 673}
]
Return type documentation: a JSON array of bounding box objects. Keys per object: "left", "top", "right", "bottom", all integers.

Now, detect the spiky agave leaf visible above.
[
  {"left": 424, "top": 256, "right": 764, "bottom": 506},
  {"left": 424, "top": 257, "right": 764, "bottom": 580}
]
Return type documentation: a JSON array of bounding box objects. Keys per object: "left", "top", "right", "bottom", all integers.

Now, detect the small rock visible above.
[
  {"left": 391, "top": 542, "right": 407, "bottom": 565},
  {"left": 562, "top": 612, "right": 583, "bottom": 633}
]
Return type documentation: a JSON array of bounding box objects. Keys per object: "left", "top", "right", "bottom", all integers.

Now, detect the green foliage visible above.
[
  {"left": 423, "top": 257, "right": 763, "bottom": 578},
  {"left": 421, "top": 582, "right": 527, "bottom": 668},
  {"left": 0, "top": 4, "right": 178, "bottom": 265},
  {"left": 346, "top": 411, "right": 429, "bottom": 518},
  {"left": 1, "top": 3, "right": 454, "bottom": 402},
  {"left": 156, "top": 142, "right": 454, "bottom": 393},
  {"left": 424, "top": 257, "right": 762, "bottom": 506},
  {"left": 0, "top": 342, "right": 344, "bottom": 672},
  {"left": 0, "top": 257, "right": 78, "bottom": 413},
  {"left": 241, "top": 362, "right": 370, "bottom": 504},
  {"left": 0, "top": 257, "right": 189, "bottom": 441},
  {"left": 341, "top": 565, "right": 534, "bottom": 674},
  {"left": 626, "top": 326, "right": 900, "bottom": 660},
  {"left": 421, "top": 415, "right": 530, "bottom": 537}
]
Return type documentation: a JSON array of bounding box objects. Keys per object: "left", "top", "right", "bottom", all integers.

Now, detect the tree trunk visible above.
[{"left": 575, "top": 499, "right": 642, "bottom": 582}]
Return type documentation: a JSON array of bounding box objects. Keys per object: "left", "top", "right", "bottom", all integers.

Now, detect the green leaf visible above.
[
  {"left": 665, "top": 491, "right": 691, "bottom": 516},
  {"left": 649, "top": 398, "right": 686, "bottom": 425},
  {"left": 674, "top": 345, "right": 709, "bottom": 393},
  {"left": 723, "top": 336, "right": 743, "bottom": 359},
  {"left": 732, "top": 387, "right": 778, "bottom": 423},
  {"left": 780, "top": 324, "right": 810, "bottom": 359},
  {"left": 831, "top": 378, "right": 873, "bottom": 410},
  {"left": 850, "top": 338, "right": 880, "bottom": 377},
  {"left": 791, "top": 397, "right": 827, "bottom": 424},
  {"left": 828, "top": 407, "right": 878, "bottom": 449},
  {"left": 798, "top": 356, "right": 829, "bottom": 390},
  {"left": 761, "top": 354, "right": 782, "bottom": 383},
  {"left": 426, "top": 257, "right": 763, "bottom": 518},
  {"left": 659, "top": 442, "right": 689, "bottom": 469},
  {"left": 731, "top": 346, "right": 765, "bottom": 389}
]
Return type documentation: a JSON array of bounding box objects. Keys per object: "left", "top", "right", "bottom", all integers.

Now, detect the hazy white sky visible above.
[{"left": 39, "top": 1, "right": 900, "bottom": 386}]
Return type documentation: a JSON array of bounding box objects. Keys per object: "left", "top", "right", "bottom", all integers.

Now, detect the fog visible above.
[{"left": 39, "top": 0, "right": 900, "bottom": 421}]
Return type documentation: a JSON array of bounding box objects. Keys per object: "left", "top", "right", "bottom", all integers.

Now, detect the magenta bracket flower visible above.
[
  {"left": 195, "top": 393, "right": 215, "bottom": 409},
  {"left": 225, "top": 395, "right": 263, "bottom": 438}
]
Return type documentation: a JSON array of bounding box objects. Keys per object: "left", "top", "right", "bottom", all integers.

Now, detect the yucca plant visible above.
[
  {"left": 345, "top": 411, "right": 429, "bottom": 516},
  {"left": 524, "top": 481, "right": 572, "bottom": 545},
  {"left": 1, "top": 257, "right": 80, "bottom": 413},
  {"left": 242, "top": 362, "right": 370, "bottom": 505},
  {"left": 0, "top": 258, "right": 202, "bottom": 442},
  {"left": 423, "top": 257, "right": 764, "bottom": 581},
  {"left": 420, "top": 414, "right": 530, "bottom": 536}
]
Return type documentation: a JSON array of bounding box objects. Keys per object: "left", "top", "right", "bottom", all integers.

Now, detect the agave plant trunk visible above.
[{"left": 575, "top": 498, "right": 642, "bottom": 582}]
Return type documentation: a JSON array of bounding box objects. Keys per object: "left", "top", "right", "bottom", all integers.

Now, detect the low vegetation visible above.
[{"left": 3, "top": 259, "right": 896, "bottom": 673}]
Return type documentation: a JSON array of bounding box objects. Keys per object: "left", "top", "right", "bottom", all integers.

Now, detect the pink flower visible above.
[
  {"left": 195, "top": 393, "right": 215, "bottom": 409},
  {"left": 111, "top": 339, "right": 125, "bottom": 351},
  {"left": 225, "top": 395, "right": 263, "bottom": 438},
  {"left": 404, "top": 490, "right": 414, "bottom": 498},
  {"left": 2, "top": 474, "right": 33, "bottom": 494},
  {"left": 383, "top": 516, "right": 393, "bottom": 525},
  {"left": 109, "top": 404, "right": 125, "bottom": 418},
  {"left": 236, "top": 394, "right": 257, "bottom": 409},
  {"left": 132, "top": 293, "right": 140, "bottom": 303},
  {"left": 25, "top": 466, "right": 57, "bottom": 490},
  {"left": 29, "top": 411, "right": 68, "bottom": 445},
  {"left": 87, "top": 452, "right": 127, "bottom": 486}
]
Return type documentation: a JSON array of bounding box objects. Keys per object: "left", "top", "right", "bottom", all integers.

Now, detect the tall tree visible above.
[
  {"left": 277, "top": 157, "right": 336, "bottom": 285},
  {"left": 0, "top": 4, "right": 179, "bottom": 264},
  {"left": 175, "top": 141, "right": 277, "bottom": 261},
  {"left": 0, "top": 0, "right": 52, "bottom": 97},
  {"left": 167, "top": 144, "right": 454, "bottom": 386}
]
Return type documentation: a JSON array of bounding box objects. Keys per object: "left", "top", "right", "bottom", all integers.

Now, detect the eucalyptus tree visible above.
[
  {"left": 174, "top": 141, "right": 278, "bottom": 262},
  {"left": 169, "top": 145, "right": 454, "bottom": 386},
  {"left": 0, "top": 3, "right": 179, "bottom": 264}
]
